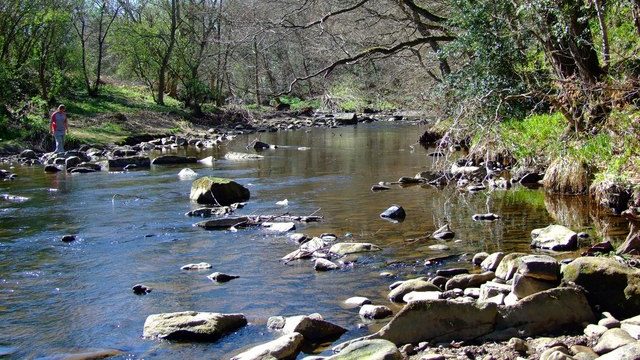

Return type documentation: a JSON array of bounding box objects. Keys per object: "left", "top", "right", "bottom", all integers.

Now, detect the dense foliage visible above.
[{"left": 0, "top": 0, "right": 638, "bottom": 144}]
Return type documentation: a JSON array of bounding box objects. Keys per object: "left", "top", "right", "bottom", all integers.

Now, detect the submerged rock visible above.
[
  {"left": 530, "top": 224, "right": 578, "bottom": 251},
  {"left": 143, "top": 311, "right": 247, "bottom": 341},
  {"left": 46, "top": 349, "right": 124, "bottom": 360},
  {"left": 262, "top": 222, "right": 296, "bottom": 232},
  {"left": 196, "top": 217, "right": 248, "bottom": 230},
  {"left": 190, "top": 176, "right": 250, "bottom": 205},
  {"left": 224, "top": 152, "right": 264, "bottom": 160}
]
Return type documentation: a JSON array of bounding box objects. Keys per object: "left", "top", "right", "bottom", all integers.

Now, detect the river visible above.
[{"left": 0, "top": 122, "right": 629, "bottom": 359}]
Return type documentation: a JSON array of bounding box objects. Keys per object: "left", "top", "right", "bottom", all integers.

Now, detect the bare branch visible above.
[{"left": 284, "top": 35, "right": 455, "bottom": 94}]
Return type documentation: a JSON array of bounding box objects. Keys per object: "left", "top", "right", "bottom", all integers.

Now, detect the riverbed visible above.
[{"left": 0, "top": 123, "right": 629, "bottom": 359}]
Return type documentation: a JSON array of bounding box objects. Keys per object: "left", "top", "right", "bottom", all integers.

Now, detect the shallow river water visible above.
[{"left": 0, "top": 123, "right": 630, "bottom": 359}]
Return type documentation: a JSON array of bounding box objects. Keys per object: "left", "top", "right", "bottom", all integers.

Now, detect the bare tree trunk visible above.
[
  {"left": 634, "top": 0, "right": 640, "bottom": 36},
  {"left": 214, "top": 0, "right": 224, "bottom": 106},
  {"left": 72, "top": 18, "right": 92, "bottom": 95},
  {"left": 157, "top": 0, "right": 178, "bottom": 105},
  {"left": 592, "top": 0, "right": 610, "bottom": 70},
  {"left": 253, "top": 35, "right": 260, "bottom": 105}
]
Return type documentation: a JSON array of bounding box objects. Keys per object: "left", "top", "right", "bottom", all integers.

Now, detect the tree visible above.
[{"left": 73, "top": 0, "right": 120, "bottom": 96}]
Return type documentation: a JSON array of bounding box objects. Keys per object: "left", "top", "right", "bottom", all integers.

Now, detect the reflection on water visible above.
[{"left": 0, "top": 123, "right": 630, "bottom": 359}]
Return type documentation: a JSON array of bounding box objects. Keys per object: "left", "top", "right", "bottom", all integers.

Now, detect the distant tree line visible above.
[{"left": 0, "top": 0, "right": 638, "bottom": 132}]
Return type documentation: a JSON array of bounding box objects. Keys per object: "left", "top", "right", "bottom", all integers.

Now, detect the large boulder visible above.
[
  {"left": 330, "top": 243, "right": 382, "bottom": 256},
  {"left": 489, "top": 287, "right": 594, "bottom": 340},
  {"left": 268, "top": 314, "right": 346, "bottom": 344},
  {"left": 388, "top": 278, "right": 441, "bottom": 303},
  {"left": 142, "top": 311, "right": 247, "bottom": 341},
  {"left": 328, "top": 339, "right": 402, "bottom": 360},
  {"left": 530, "top": 224, "right": 578, "bottom": 251},
  {"left": 561, "top": 257, "right": 640, "bottom": 318},
  {"left": 231, "top": 333, "right": 304, "bottom": 360},
  {"left": 190, "top": 177, "right": 250, "bottom": 205},
  {"left": 372, "top": 300, "right": 498, "bottom": 344},
  {"left": 152, "top": 155, "right": 198, "bottom": 165}
]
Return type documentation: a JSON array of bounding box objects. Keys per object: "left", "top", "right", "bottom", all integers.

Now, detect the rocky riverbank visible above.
[{"left": 2, "top": 116, "right": 640, "bottom": 360}]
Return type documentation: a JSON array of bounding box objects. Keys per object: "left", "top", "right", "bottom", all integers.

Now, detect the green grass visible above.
[
  {"left": 499, "top": 112, "right": 566, "bottom": 163},
  {"left": 497, "top": 109, "right": 640, "bottom": 184},
  {"left": 62, "top": 84, "right": 181, "bottom": 117}
]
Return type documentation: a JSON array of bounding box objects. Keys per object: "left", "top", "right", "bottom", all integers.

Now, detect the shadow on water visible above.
[{"left": 0, "top": 123, "right": 632, "bottom": 359}]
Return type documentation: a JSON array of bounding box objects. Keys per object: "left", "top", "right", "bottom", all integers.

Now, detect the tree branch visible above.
[
  {"left": 282, "top": 0, "right": 372, "bottom": 29},
  {"left": 284, "top": 35, "right": 455, "bottom": 94}
]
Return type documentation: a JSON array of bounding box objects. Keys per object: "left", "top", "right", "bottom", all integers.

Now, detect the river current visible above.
[{"left": 0, "top": 123, "right": 629, "bottom": 359}]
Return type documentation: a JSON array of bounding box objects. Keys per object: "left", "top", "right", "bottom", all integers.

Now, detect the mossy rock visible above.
[
  {"left": 561, "top": 257, "right": 640, "bottom": 318},
  {"left": 190, "top": 176, "right": 250, "bottom": 206}
]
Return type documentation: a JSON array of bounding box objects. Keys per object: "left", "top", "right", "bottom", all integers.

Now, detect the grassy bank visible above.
[
  {"left": 0, "top": 82, "right": 402, "bottom": 154},
  {"left": 0, "top": 84, "right": 190, "bottom": 152},
  {"left": 497, "top": 109, "right": 639, "bottom": 183}
]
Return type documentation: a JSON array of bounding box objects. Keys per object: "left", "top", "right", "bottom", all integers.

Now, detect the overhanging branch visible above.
[{"left": 283, "top": 35, "right": 455, "bottom": 94}]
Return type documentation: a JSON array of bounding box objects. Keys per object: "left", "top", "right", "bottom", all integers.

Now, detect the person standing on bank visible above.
[{"left": 50, "top": 104, "right": 68, "bottom": 153}]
